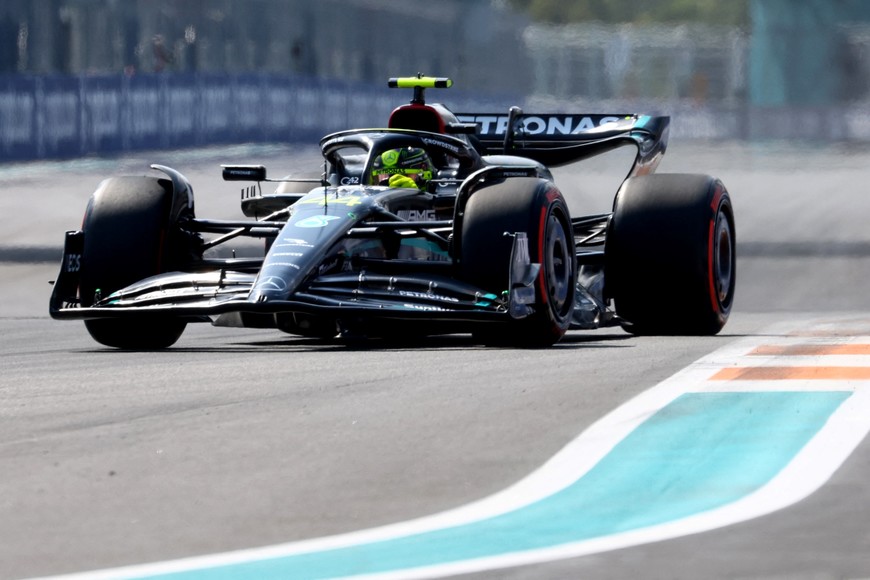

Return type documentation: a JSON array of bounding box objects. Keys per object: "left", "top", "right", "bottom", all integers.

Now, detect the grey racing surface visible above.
[{"left": 2, "top": 141, "right": 870, "bottom": 579}]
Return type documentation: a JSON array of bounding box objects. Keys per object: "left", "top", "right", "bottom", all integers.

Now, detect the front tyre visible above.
[
  {"left": 461, "top": 178, "right": 576, "bottom": 346},
  {"left": 80, "top": 176, "right": 194, "bottom": 349},
  {"left": 605, "top": 173, "right": 735, "bottom": 335}
]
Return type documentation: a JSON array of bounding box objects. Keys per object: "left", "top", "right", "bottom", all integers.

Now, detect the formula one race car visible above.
[{"left": 49, "top": 76, "right": 735, "bottom": 349}]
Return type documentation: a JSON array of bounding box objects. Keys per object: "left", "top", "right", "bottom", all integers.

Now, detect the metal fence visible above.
[
  {"left": 524, "top": 23, "right": 747, "bottom": 105},
  {"left": 0, "top": 0, "right": 530, "bottom": 94}
]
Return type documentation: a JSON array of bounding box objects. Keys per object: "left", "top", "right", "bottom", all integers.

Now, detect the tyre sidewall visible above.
[{"left": 460, "top": 178, "right": 575, "bottom": 345}]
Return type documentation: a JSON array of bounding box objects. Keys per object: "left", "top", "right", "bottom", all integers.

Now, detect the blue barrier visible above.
[
  {"left": 3, "top": 74, "right": 870, "bottom": 159},
  {"left": 0, "top": 73, "right": 523, "bottom": 161},
  {"left": 0, "top": 74, "right": 481, "bottom": 161}
]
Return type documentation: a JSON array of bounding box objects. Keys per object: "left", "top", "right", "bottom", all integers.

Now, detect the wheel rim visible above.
[
  {"left": 544, "top": 212, "right": 572, "bottom": 314},
  {"left": 714, "top": 210, "right": 734, "bottom": 307}
]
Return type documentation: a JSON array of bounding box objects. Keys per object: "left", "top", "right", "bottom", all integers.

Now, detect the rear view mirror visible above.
[{"left": 222, "top": 165, "right": 267, "bottom": 181}]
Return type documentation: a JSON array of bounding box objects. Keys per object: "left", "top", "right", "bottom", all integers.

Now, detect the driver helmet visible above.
[{"left": 371, "top": 147, "right": 435, "bottom": 189}]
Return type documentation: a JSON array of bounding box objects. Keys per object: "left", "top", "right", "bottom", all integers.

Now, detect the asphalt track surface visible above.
[{"left": 2, "top": 141, "right": 870, "bottom": 579}]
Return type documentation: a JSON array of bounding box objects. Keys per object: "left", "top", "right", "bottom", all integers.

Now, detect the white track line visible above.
[{"left": 34, "top": 320, "right": 870, "bottom": 580}]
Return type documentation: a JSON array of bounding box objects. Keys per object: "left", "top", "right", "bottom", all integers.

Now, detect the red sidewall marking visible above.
[{"left": 707, "top": 184, "right": 724, "bottom": 314}]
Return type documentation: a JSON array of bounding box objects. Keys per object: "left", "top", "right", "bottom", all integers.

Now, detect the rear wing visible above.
[{"left": 456, "top": 111, "right": 669, "bottom": 175}]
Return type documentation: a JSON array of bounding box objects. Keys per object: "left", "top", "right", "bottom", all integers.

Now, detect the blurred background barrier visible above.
[
  {"left": 0, "top": 74, "right": 522, "bottom": 160},
  {"left": 1, "top": 0, "right": 869, "bottom": 160}
]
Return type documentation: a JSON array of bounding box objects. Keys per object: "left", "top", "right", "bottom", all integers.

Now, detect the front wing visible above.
[{"left": 49, "top": 230, "right": 549, "bottom": 327}]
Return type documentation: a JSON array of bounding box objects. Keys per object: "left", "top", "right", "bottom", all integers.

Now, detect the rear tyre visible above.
[
  {"left": 605, "top": 173, "right": 735, "bottom": 335},
  {"left": 80, "top": 176, "right": 194, "bottom": 349},
  {"left": 460, "top": 178, "right": 575, "bottom": 347}
]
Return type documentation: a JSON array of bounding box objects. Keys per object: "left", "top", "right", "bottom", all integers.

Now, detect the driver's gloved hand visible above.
[{"left": 388, "top": 174, "right": 419, "bottom": 189}]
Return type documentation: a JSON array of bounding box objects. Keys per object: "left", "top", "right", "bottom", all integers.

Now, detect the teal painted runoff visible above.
[{"left": 147, "top": 391, "right": 851, "bottom": 579}]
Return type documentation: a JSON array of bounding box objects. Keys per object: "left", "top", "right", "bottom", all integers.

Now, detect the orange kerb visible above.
[
  {"left": 750, "top": 345, "right": 870, "bottom": 356},
  {"left": 712, "top": 366, "right": 870, "bottom": 381}
]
